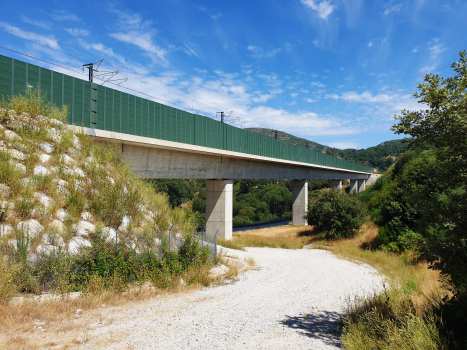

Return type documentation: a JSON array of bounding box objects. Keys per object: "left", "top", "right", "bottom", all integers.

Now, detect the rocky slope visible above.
[{"left": 0, "top": 106, "right": 185, "bottom": 263}]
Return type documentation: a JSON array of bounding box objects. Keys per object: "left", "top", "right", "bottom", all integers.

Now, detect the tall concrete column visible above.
[
  {"left": 292, "top": 180, "right": 308, "bottom": 226},
  {"left": 206, "top": 180, "right": 233, "bottom": 240},
  {"left": 331, "top": 180, "right": 342, "bottom": 191},
  {"left": 358, "top": 179, "right": 366, "bottom": 193},
  {"left": 349, "top": 179, "right": 358, "bottom": 193}
]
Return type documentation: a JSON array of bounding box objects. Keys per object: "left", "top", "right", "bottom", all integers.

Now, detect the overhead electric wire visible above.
[{"left": 0, "top": 20, "right": 249, "bottom": 124}]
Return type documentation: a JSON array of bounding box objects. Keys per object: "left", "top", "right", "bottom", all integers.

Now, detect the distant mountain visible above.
[
  {"left": 245, "top": 128, "right": 328, "bottom": 152},
  {"left": 245, "top": 128, "right": 408, "bottom": 171}
]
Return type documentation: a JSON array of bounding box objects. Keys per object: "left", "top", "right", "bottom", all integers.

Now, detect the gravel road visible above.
[{"left": 83, "top": 247, "right": 384, "bottom": 349}]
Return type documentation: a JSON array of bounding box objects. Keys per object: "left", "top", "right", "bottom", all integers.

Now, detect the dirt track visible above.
[{"left": 81, "top": 247, "right": 384, "bottom": 349}]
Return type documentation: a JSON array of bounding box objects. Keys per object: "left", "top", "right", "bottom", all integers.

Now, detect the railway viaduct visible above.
[{"left": 0, "top": 54, "right": 371, "bottom": 240}]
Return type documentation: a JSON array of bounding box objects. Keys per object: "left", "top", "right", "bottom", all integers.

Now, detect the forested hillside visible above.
[{"left": 246, "top": 127, "right": 407, "bottom": 171}]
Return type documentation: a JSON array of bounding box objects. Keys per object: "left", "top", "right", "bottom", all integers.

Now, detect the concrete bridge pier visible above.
[
  {"left": 331, "top": 180, "right": 342, "bottom": 191},
  {"left": 358, "top": 179, "right": 366, "bottom": 193},
  {"left": 206, "top": 180, "right": 233, "bottom": 240},
  {"left": 292, "top": 180, "right": 308, "bottom": 225},
  {"left": 349, "top": 179, "right": 358, "bottom": 193}
]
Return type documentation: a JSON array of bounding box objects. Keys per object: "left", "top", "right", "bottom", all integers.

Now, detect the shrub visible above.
[{"left": 307, "top": 189, "right": 367, "bottom": 238}]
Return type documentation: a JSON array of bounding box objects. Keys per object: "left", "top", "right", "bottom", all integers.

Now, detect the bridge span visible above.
[{"left": 0, "top": 54, "right": 371, "bottom": 240}]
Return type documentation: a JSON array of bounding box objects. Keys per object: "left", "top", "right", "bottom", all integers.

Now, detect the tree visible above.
[
  {"left": 392, "top": 51, "right": 467, "bottom": 293},
  {"left": 307, "top": 190, "right": 367, "bottom": 238}
]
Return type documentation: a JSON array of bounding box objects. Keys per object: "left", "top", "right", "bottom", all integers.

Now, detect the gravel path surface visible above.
[{"left": 83, "top": 247, "right": 384, "bottom": 349}]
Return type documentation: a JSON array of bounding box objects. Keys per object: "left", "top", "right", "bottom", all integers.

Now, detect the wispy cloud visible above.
[
  {"left": 384, "top": 4, "right": 403, "bottom": 16},
  {"left": 327, "top": 141, "right": 358, "bottom": 149},
  {"left": 304, "top": 98, "right": 316, "bottom": 103},
  {"left": 210, "top": 12, "right": 223, "bottom": 20},
  {"left": 49, "top": 10, "right": 80, "bottom": 22},
  {"left": 291, "top": 92, "right": 298, "bottom": 98},
  {"left": 411, "top": 46, "right": 419, "bottom": 53},
  {"left": 0, "top": 22, "right": 59, "bottom": 49},
  {"left": 108, "top": 8, "right": 169, "bottom": 66},
  {"left": 65, "top": 28, "right": 90, "bottom": 37},
  {"left": 247, "top": 43, "right": 292, "bottom": 58},
  {"left": 21, "top": 16, "right": 51, "bottom": 29},
  {"left": 300, "top": 0, "right": 336, "bottom": 20},
  {"left": 428, "top": 38, "right": 446, "bottom": 58}
]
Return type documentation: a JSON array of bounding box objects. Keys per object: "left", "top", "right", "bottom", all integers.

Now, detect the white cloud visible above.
[
  {"left": 50, "top": 10, "right": 80, "bottom": 22},
  {"left": 210, "top": 12, "right": 223, "bottom": 20},
  {"left": 291, "top": 92, "right": 298, "bottom": 98},
  {"left": 327, "top": 142, "right": 358, "bottom": 149},
  {"left": 301, "top": 89, "right": 310, "bottom": 93},
  {"left": 247, "top": 44, "right": 291, "bottom": 58},
  {"left": 384, "top": 4, "right": 403, "bottom": 16},
  {"left": 110, "top": 31, "right": 168, "bottom": 66},
  {"left": 428, "top": 42, "right": 446, "bottom": 58},
  {"left": 300, "top": 0, "right": 336, "bottom": 19},
  {"left": 311, "top": 81, "right": 324, "bottom": 88},
  {"left": 411, "top": 46, "right": 419, "bottom": 53},
  {"left": 304, "top": 98, "right": 316, "bottom": 103},
  {"left": 368, "top": 41, "right": 373, "bottom": 47},
  {"left": 313, "top": 40, "right": 320, "bottom": 47},
  {"left": 420, "top": 64, "right": 437, "bottom": 73},
  {"left": 21, "top": 16, "right": 51, "bottom": 29},
  {"left": 0, "top": 22, "right": 59, "bottom": 50},
  {"left": 65, "top": 28, "right": 90, "bottom": 37}
]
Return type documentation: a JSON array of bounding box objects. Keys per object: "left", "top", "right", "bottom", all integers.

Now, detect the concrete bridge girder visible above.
[{"left": 74, "top": 127, "right": 371, "bottom": 240}]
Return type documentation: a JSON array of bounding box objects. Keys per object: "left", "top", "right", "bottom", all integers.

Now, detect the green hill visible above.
[{"left": 245, "top": 128, "right": 408, "bottom": 171}]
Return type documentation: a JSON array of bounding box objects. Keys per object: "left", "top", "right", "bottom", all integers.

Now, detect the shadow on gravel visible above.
[{"left": 281, "top": 311, "right": 343, "bottom": 347}]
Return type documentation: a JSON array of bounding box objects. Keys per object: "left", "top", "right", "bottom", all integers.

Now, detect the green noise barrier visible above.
[{"left": 0, "top": 54, "right": 371, "bottom": 173}]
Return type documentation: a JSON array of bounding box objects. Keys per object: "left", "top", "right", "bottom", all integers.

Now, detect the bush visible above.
[{"left": 307, "top": 189, "right": 367, "bottom": 238}]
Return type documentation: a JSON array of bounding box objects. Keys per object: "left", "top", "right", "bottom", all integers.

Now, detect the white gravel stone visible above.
[
  {"left": 48, "top": 118, "right": 63, "bottom": 127},
  {"left": 0, "top": 183, "right": 10, "bottom": 198},
  {"left": 33, "top": 165, "right": 51, "bottom": 176},
  {"left": 47, "top": 128, "right": 62, "bottom": 143},
  {"left": 17, "top": 219, "right": 43, "bottom": 238},
  {"left": 43, "top": 231, "right": 65, "bottom": 248},
  {"left": 10, "top": 160, "right": 26, "bottom": 174},
  {"left": 80, "top": 211, "right": 94, "bottom": 221},
  {"left": 49, "top": 219, "right": 66, "bottom": 234},
  {"left": 73, "top": 135, "right": 81, "bottom": 149},
  {"left": 1, "top": 224, "right": 14, "bottom": 236},
  {"left": 0, "top": 201, "right": 14, "bottom": 210},
  {"left": 56, "top": 209, "right": 69, "bottom": 221},
  {"left": 4, "top": 130, "right": 21, "bottom": 141},
  {"left": 68, "top": 236, "right": 92, "bottom": 254},
  {"left": 74, "top": 167, "right": 85, "bottom": 177},
  {"left": 9, "top": 149, "right": 27, "bottom": 160},
  {"left": 107, "top": 176, "right": 115, "bottom": 185},
  {"left": 36, "top": 244, "right": 60, "bottom": 255},
  {"left": 102, "top": 227, "right": 117, "bottom": 243},
  {"left": 61, "top": 166, "right": 74, "bottom": 176},
  {"left": 33, "top": 192, "right": 54, "bottom": 208},
  {"left": 119, "top": 216, "right": 131, "bottom": 232},
  {"left": 38, "top": 142, "right": 54, "bottom": 154},
  {"left": 75, "top": 220, "right": 95, "bottom": 235},
  {"left": 60, "top": 154, "right": 74, "bottom": 165},
  {"left": 38, "top": 153, "right": 51, "bottom": 164},
  {"left": 83, "top": 247, "right": 385, "bottom": 350}
]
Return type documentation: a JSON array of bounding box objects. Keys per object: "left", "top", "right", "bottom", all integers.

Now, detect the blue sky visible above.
[{"left": 1, "top": 0, "right": 466, "bottom": 149}]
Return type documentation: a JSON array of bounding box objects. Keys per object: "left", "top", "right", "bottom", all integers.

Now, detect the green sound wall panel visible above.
[{"left": 0, "top": 54, "right": 370, "bottom": 174}]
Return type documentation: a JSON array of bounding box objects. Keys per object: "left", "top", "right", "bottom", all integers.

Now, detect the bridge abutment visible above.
[
  {"left": 206, "top": 180, "right": 233, "bottom": 240},
  {"left": 292, "top": 180, "right": 308, "bottom": 226}
]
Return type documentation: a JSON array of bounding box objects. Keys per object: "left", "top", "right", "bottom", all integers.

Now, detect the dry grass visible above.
[
  {"left": 0, "top": 265, "right": 214, "bottom": 349},
  {"left": 220, "top": 225, "right": 318, "bottom": 250}
]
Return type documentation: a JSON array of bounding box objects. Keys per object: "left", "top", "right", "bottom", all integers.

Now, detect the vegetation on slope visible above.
[{"left": 0, "top": 88, "right": 212, "bottom": 301}]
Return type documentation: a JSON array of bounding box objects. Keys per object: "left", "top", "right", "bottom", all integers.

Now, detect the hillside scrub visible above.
[
  {"left": 0, "top": 88, "right": 212, "bottom": 302},
  {"left": 343, "top": 52, "right": 467, "bottom": 349}
]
